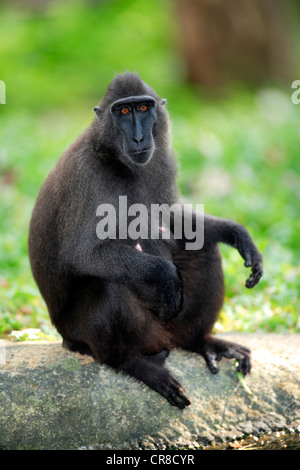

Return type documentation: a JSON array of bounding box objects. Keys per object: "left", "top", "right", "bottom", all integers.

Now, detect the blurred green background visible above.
[{"left": 0, "top": 0, "right": 299, "bottom": 340}]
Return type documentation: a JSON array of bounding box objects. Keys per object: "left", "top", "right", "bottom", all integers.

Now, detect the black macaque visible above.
[{"left": 28, "top": 73, "right": 263, "bottom": 408}]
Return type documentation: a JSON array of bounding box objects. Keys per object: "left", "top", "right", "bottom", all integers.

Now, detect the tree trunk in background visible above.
[{"left": 174, "top": 0, "right": 295, "bottom": 90}]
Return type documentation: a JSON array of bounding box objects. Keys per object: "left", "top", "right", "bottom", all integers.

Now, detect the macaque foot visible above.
[
  {"left": 155, "top": 371, "right": 191, "bottom": 409},
  {"left": 199, "top": 336, "right": 251, "bottom": 376},
  {"left": 119, "top": 356, "right": 191, "bottom": 409}
]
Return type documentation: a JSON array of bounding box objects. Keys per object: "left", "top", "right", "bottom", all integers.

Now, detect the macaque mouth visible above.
[{"left": 133, "top": 148, "right": 151, "bottom": 154}]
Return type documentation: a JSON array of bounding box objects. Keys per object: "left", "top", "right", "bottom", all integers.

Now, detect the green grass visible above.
[{"left": 0, "top": 0, "right": 299, "bottom": 339}]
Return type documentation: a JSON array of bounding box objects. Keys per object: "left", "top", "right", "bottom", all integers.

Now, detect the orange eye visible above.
[
  {"left": 121, "top": 107, "right": 129, "bottom": 115},
  {"left": 139, "top": 105, "right": 147, "bottom": 112}
]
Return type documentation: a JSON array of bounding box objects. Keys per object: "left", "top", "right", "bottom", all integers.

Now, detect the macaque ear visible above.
[
  {"left": 160, "top": 99, "right": 167, "bottom": 106},
  {"left": 94, "top": 106, "right": 102, "bottom": 118}
]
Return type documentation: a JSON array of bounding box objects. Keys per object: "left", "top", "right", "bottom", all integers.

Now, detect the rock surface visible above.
[{"left": 0, "top": 333, "right": 299, "bottom": 450}]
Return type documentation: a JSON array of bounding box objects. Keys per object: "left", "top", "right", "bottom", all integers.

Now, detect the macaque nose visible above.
[
  {"left": 133, "top": 114, "right": 143, "bottom": 143},
  {"left": 134, "top": 133, "right": 143, "bottom": 143}
]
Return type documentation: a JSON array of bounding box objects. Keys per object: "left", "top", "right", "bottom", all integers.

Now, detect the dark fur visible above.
[{"left": 28, "top": 73, "right": 263, "bottom": 408}]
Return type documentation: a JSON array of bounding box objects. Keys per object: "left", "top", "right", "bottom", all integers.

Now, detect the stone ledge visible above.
[{"left": 0, "top": 333, "right": 299, "bottom": 450}]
